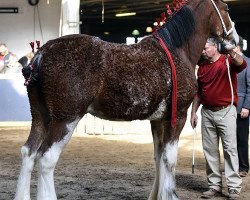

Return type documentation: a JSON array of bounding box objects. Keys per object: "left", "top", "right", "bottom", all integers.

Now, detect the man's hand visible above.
[
  {"left": 190, "top": 113, "right": 198, "bottom": 129},
  {"left": 240, "top": 108, "right": 249, "bottom": 118}
]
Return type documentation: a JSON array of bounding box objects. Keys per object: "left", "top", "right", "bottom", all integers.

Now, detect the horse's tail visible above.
[{"left": 22, "top": 52, "right": 42, "bottom": 85}]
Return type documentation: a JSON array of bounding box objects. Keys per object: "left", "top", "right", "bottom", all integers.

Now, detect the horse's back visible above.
[{"left": 28, "top": 35, "right": 173, "bottom": 121}]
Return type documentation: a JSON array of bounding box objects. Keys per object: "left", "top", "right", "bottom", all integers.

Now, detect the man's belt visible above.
[{"left": 205, "top": 105, "right": 229, "bottom": 112}]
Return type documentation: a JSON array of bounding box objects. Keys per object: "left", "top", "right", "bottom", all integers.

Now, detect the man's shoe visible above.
[
  {"left": 201, "top": 188, "right": 221, "bottom": 199},
  {"left": 228, "top": 189, "right": 240, "bottom": 199},
  {"left": 239, "top": 171, "right": 248, "bottom": 177}
]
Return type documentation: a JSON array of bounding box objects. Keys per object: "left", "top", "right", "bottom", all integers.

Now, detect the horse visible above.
[{"left": 14, "top": 0, "right": 239, "bottom": 199}]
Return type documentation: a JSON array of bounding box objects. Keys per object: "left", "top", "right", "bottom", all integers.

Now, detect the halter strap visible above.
[{"left": 209, "top": 0, "right": 234, "bottom": 36}]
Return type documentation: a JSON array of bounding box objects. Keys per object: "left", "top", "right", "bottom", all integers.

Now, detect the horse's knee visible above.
[
  {"left": 20, "top": 145, "right": 36, "bottom": 171},
  {"left": 162, "top": 141, "right": 179, "bottom": 171}
]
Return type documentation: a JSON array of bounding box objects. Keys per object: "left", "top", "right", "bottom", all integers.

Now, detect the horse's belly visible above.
[{"left": 86, "top": 99, "right": 167, "bottom": 121}]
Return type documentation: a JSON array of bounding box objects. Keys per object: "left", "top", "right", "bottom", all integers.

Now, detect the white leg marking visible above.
[
  {"left": 158, "top": 141, "right": 179, "bottom": 200},
  {"left": 14, "top": 146, "right": 36, "bottom": 200},
  {"left": 147, "top": 99, "right": 167, "bottom": 120},
  {"left": 37, "top": 118, "right": 80, "bottom": 200}
]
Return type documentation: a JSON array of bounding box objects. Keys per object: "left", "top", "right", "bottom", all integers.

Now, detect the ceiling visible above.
[{"left": 79, "top": 0, "right": 250, "bottom": 40}]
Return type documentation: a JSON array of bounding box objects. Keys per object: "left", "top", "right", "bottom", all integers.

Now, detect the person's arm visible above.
[
  {"left": 228, "top": 50, "right": 247, "bottom": 74},
  {"left": 0, "top": 60, "right": 4, "bottom": 72},
  {"left": 241, "top": 57, "right": 250, "bottom": 118},
  {"left": 228, "top": 50, "right": 245, "bottom": 66},
  {"left": 190, "top": 94, "right": 201, "bottom": 129}
]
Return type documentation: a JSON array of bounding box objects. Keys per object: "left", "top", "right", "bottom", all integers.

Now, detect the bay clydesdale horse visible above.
[{"left": 15, "top": 0, "right": 239, "bottom": 199}]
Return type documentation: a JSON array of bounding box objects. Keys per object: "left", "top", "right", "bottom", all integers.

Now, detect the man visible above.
[
  {"left": 0, "top": 43, "right": 17, "bottom": 73},
  {"left": 190, "top": 38, "right": 247, "bottom": 199},
  {"left": 235, "top": 37, "right": 250, "bottom": 178}
]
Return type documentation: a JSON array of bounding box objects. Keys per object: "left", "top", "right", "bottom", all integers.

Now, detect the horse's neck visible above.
[
  {"left": 179, "top": 33, "right": 207, "bottom": 68},
  {"left": 179, "top": 1, "right": 211, "bottom": 68}
]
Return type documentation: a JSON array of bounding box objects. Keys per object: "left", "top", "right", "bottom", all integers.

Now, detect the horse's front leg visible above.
[{"left": 148, "top": 118, "right": 186, "bottom": 200}]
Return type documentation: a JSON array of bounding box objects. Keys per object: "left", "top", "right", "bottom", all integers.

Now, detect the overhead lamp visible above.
[
  {"left": 243, "top": 39, "right": 247, "bottom": 51},
  {"left": 132, "top": 29, "right": 140, "bottom": 36},
  {"left": 115, "top": 12, "right": 136, "bottom": 17},
  {"left": 153, "top": 21, "right": 164, "bottom": 26},
  {"left": 146, "top": 26, "right": 153, "bottom": 33}
]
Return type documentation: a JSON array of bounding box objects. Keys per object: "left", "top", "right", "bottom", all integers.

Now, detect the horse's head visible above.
[{"left": 208, "top": 0, "right": 239, "bottom": 51}]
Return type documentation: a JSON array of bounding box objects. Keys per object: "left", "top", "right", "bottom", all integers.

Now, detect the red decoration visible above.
[
  {"left": 153, "top": 0, "right": 189, "bottom": 33},
  {"left": 160, "top": 12, "right": 166, "bottom": 22},
  {"left": 166, "top": 4, "right": 173, "bottom": 15},
  {"left": 30, "top": 42, "right": 35, "bottom": 53},
  {"left": 36, "top": 40, "right": 40, "bottom": 50},
  {"left": 154, "top": 33, "right": 177, "bottom": 128},
  {"left": 157, "top": 17, "right": 161, "bottom": 27}
]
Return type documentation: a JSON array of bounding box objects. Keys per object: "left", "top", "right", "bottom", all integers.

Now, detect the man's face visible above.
[
  {"left": 202, "top": 42, "right": 218, "bottom": 60},
  {"left": 0, "top": 45, "right": 7, "bottom": 56}
]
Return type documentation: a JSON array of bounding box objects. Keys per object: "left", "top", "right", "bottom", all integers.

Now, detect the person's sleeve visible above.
[
  {"left": 242, "top": 57, "right": 250, "bottom": 109},
  {"left": 229, "top": 56, "right": 247, "bottom": 73}
]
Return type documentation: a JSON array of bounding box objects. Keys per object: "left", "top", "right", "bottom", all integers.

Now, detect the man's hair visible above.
[
  {"left": 238, "top": 36, "right": 244, "bottom": 52},
  {"left": 207, "top": 38, "right": 218, "bottom": 46},
  {"left": 0, "top": 43, "right": 7, "bottom": 47}
]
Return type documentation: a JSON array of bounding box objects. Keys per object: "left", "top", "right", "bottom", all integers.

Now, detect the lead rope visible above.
[
  {"left": 220, "top": 55, "right": 234, "bottom": 120},
  {"left": 209, "top": 0, "right": 234, "bottom": 119}
]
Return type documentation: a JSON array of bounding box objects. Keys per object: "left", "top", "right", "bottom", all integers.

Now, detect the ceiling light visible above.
[
  {"left": 132, "top": 29, "right": 140, "bottom": 36},
  {"left": 115, "top": 12, "right": 136, "bottom": 17},
  {"left": 146, "top": 26, "right": 153, "bottom": 33},
  {"left": 243, "top": 39, "right": 247, "bottom": 51},
  {"left": 153, "top": 22, "right": 164, "bottom": 26}
]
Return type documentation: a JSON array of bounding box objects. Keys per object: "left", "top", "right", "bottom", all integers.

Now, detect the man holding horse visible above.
[{"left": 190, "top": 38, "right": 246, "bottom": 199}]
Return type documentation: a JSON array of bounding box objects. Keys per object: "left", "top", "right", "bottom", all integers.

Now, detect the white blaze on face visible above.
[{"left": 232, "top": 26, "right": 239, "bottom": 45}]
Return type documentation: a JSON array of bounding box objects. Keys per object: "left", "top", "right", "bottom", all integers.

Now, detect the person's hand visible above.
[
  {"left": 0, "top": 60, "right": 4, "bottom": 72},
  {"left": 240, "top": 108, "right": 249, "bottom": 118},
  {"left": 190, "top": 113, "right": 198, "bottom": 129},
  {"left": 227, "top": 50, "right": 237, "bottom": 58}
]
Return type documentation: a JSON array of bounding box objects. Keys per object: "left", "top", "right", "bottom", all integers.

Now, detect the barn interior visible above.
[{"left": 79, "top": 0, "right": 250, "bottom": 56}]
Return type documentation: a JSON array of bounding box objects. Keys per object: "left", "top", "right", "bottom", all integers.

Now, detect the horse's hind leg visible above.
[
  {"left": 36, "top": 117, "right": 80, "bottom": 200},
  {"left": 148, "top": 118, "right": 186, "bottom": 200},
  {"left": 15, "top": 121, "right": 45, "bottom": 200}
]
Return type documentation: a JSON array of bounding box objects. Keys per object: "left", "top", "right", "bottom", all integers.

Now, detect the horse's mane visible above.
[{"left": 157, "top": 5, "right": 195, "bottom": 50}]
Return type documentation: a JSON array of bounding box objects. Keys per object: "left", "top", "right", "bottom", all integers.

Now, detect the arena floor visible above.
[{"left": 0, "top": 126, "right": 249, "bottom": 200}]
